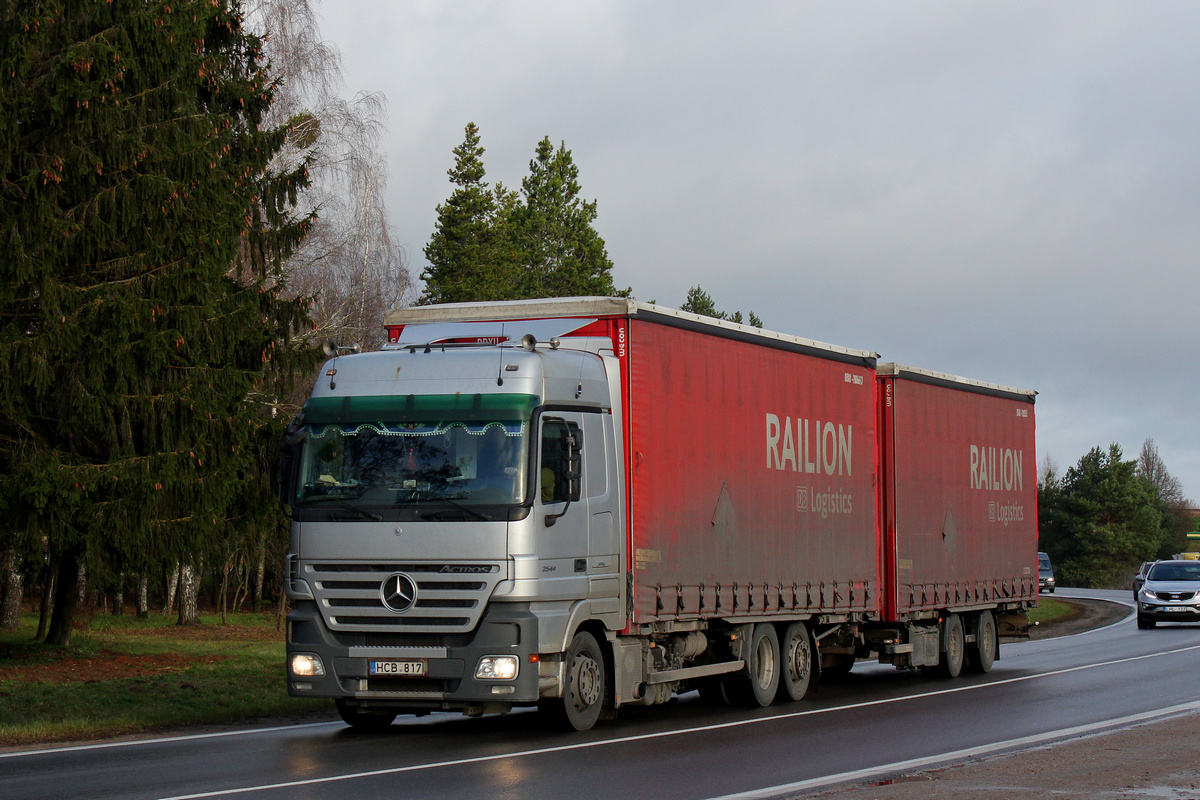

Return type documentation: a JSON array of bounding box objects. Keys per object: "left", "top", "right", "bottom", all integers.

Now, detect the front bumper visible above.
[
  {"left": 1138, "top": 602, "right": 1200, "bottom": 622},
  {"left": 286, "top": 600, "right": 541, "bottom": 711}
]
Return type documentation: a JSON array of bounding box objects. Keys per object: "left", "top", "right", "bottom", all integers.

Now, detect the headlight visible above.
[
  {"left": 1141, "top": 590, "right": 1159, "bottom": 601},
  {"left": 475, "top": 655, "right": 519, "bottom": 681},
  {"left": 291, "top": 653, "right": 326, "bottom": 677}
]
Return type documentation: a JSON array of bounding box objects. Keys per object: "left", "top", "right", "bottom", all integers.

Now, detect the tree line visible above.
[{"left": 1039, "top": 439, "right": 1195, "bottom": 589}]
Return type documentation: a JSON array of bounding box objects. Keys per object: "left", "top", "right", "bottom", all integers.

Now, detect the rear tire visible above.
[
  {"left": 335, "top": 698, "right": 397, "bottom": 731},
  {"left": 966, "top": 610, "right": 997, "bottom": 673},
  {"left": 722, "top": 623, "right": 781, "bottom": 707},
  {"left": 540, "top": 631, "right": 606, "bottom": 731},
  {"left": 933, "top": 613, "right": 965, "bottom": 678},
  {"left": 777, "top": 621, "right": 814, "bottom": 702}
]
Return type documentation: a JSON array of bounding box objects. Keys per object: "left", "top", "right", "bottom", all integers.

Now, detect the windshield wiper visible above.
[
  {"left": 318, "top": 500, "right": 383, "bottom": 521},
  {"left": 419, "top": 498, "right": 493, "bottom": 522}
]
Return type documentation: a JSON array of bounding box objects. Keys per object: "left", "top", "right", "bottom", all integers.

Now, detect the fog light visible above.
[
  {"left": 475, "top": 655, "right": 519, "bottom": 680},
  {"left": 291, "top": 653, "right": 325, "bottom": 678},
  {"left": 491, "top": 685, "right": 516, "bottom": 695}
]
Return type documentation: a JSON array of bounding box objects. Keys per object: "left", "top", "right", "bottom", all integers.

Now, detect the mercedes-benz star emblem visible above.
[{"left": 380, "top": 572, "right": 417, "bottom": 614}]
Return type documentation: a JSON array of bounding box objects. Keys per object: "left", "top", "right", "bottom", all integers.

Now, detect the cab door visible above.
[{"left": 534, "top": 413, "right": 590, "bottom": 597}]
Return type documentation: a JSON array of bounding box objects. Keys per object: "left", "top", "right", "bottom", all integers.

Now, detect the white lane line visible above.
[
  {"left": 150, "top": 642, "right": 1200, "bottom": 800},
  {"left": 705, "top": 699, "right": 1200, "bottom": 800},
  {"left": 0, "top": 722, "right": 341, "bottom": 760}
]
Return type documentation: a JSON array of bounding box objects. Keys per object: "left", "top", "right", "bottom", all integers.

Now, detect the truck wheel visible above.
[
  {"left": 541, "top": 631, "right": 606, "bottom": 731},
  {"left": 966, "top": 610, "right": 996, "bottom": 673},
  {"left": 777, "top": 621, "right": 813, "bottom": 702},
  {"left": 335, "top": 698, "right": 397, "bottom": 731},
  {"left": 723, "top": 623, "right": 781, "bottom": 707},
  {"left": 934, "top": 613, "right": 965, "bottom": 679}
]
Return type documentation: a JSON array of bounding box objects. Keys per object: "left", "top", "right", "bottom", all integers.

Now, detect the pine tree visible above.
[
  {"left": 419, "top": 123, "right": 517, "bottom": 304},
  {"left": 420, "top": 128, "right": 628, "bottom": 304},
  {"left": 514, "top": 137, "right": 623, "bottom": 298},
  {"left": 680, "top": 285, "right": 763, "bottom": 328},
  {"left": 0, "top": 0, "right": 312, "bottom": 643}
]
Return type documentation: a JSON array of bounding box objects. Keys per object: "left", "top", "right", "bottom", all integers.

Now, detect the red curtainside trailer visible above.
[{"left": 624, "top": 315, "right": 881, "bottom": 628}]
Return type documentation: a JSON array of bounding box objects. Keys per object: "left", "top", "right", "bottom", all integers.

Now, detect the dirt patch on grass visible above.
[{"left": 0, "top": 649, "right": 228, "bottom": 683}]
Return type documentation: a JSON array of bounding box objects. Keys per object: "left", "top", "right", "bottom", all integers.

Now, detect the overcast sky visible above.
[{"left": 316, "top": 1, "right": 1199, "bottom": 504}]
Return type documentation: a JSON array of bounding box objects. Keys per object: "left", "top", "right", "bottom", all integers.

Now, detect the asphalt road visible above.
[{"left": 4, "top": 589, "right": 1196, "bottom": 800}]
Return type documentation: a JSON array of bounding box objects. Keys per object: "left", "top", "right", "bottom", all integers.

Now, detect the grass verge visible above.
[
  {"left": 0, "top": 612, "right": 329, "bottom": 748},
  {"left": 1028, "top": 596, "right": 1079, "bottom": 626}
]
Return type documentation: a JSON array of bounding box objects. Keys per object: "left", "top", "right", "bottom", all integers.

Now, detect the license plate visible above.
[
  {"left": 1162, "top": 607, "right": 1190, "bottom": 613},
  {"left": 369, "top": 660, "right": 427, "bottom": 676}
]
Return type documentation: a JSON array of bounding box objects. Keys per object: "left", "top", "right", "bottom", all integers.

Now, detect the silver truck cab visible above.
[{"left": 280, "top": 334, "right": 625, "bottom": 727}]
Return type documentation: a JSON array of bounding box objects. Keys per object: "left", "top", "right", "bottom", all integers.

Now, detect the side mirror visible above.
[{"left": 277, "top": 417, "right": 304, "bottom": 511}]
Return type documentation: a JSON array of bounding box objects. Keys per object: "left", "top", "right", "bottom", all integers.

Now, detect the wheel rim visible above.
[
  {"left": 755, "top": 632, "right": 777, "bottom": 690},
  {"left": 570, "top": 651, "right": 602, "bottom": 710},
  {"left": 787, "top": 631, "right": 811, "bottom": 686},
  {"left": 946, "top": 615, "right": 964, "bottom": 673},
  {"left": 981, "top": 617, "right": 995, "bottom": 654}
]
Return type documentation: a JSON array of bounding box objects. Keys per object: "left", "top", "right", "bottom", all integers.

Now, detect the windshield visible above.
[
  {"left": 297, "top": 420, "right": 529, "bottom": 507},
  {"left": 292, "top": 393, "right": 537, "bottom": 511},
  {"left": 1147, "top": 562, "right": 1200, "bottom": 582}
]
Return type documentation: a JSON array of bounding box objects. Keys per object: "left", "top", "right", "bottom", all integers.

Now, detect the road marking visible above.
[
  {"left": 0, "top": 722, "right": 341, "bottom": 760},
  {"left": 146, "top": 641, "right": 1200, "bottom": 800},
  {"left": 705, "top": 699, "right": 1200, "bottom": 800}
]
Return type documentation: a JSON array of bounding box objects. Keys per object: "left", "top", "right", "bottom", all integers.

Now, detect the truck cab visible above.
[{"left": 280, "top": 331, "right": 625, "bottom": 729}]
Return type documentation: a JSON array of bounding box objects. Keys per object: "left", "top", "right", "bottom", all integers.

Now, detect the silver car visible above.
[{"left": 1136, "top": 560, "right": 1200, "bottom": 629}]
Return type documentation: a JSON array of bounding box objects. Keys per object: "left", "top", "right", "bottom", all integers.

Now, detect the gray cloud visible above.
[{"left": 318, "top": 0, "right": 1200, "bottom": 501}]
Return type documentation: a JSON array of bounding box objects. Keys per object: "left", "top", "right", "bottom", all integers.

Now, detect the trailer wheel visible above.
[
  {"left": 335, "top": 698, "right": 397, "bottom": 731},
  {"left": 966, "top": 610, "right": 997, "bottom": 673},
  {"left": 723, "top": 623, "right": 780, "bottom": 707},
  {"left": 777, "top": 621, "right": 814, "bottom": 702},
  {"left": 541, "top": 631, "right": 606, "bottom": 731},
  {"left": 933, "top": 613, "right": 965, "bottom": 679}
]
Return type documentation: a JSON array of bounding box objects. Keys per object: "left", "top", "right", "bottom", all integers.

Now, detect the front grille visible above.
[
  {"left": 305, "top": 561, "right": 504, "bottom": 633},
  {"left": 1158, "top": 591, "right": 1196, "bottom": 601}
]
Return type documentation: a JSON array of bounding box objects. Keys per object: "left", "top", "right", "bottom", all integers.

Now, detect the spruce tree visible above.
[
  {"left": 419, "top": 123, "right": 517, "bottom": 304},
  {"left": 514, "top": 137, "right": 623, "bottom": 298},
  {"left": 0, "top": 0, "right": 312, "bottom": 642}
]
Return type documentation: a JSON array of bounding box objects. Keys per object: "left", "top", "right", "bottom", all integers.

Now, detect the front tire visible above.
[
  {"left": 335, "top": 698, "right": 397, "bottom": 731},
  {"left": 777, "top": 621, "right": 814, "bottom": 702},
  {"left": 1137, "top": 614, "right": 1157, "bottom": 629},
  {"left": 541, "top": 631, "right": 606, "bottom": 731}
]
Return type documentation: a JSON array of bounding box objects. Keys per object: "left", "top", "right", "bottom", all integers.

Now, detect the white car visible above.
[{"left": 1136, "top": 560, "right": 1200, "bottom": 629}]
